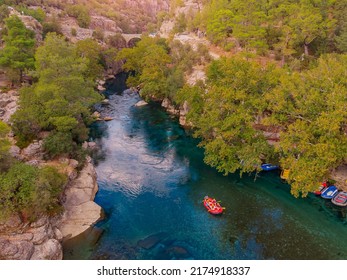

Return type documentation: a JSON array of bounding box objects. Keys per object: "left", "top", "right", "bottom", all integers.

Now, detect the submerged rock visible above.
[
  {"left": 135, "top": 100, "right": 148, "bottom": 107},
  {"left": 137, "top": 232, "right": 168, "bottom": 250},
  {"left": 166, "top": 245, "right": 191, "bottom": 259}
]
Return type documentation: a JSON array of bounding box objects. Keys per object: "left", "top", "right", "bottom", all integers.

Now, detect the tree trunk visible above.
[
  {"left": 281, "top": 55, "right": 285, "bottom": 67},
  {"left": 19, "top": 69, "right": 23, "bottom": 84},
  {"left": 304, "top": 43, "right": 309, "bottom": 56}
]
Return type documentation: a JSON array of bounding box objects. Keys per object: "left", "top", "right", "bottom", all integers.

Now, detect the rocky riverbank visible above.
[
  {"left": 0, "top": 87, "right": 104, "bottom": 260},
  {"left": 0, "top": 156, "right": 104, "bottom": 260}
]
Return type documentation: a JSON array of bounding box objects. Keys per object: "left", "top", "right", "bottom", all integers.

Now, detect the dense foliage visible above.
[
  {"left": 66, "top": 4, "right": 91, "bottom": 28},
  {"left": 0, "top": 15, "right": 35, "bottom": 84},
  {"left": 0, "top": 121, "right": 11, "bottom": 172},
  {"left": 0, "top": 163, "right": 67, "bottom": 221},
  {"left": 117, "top": 36, "right": 210, "bottom": 100},
  {"left": 11, "top": 33, "right": 102, "bottom": 156},
  {"left": 176, "top": 54, "right": 347, "bottom": 197},
  {"left": 180, "top": 0, "right": 347, "bottom": 62},
  {"left": 9, "top": 0, "right": 169, "bottom": 34}
]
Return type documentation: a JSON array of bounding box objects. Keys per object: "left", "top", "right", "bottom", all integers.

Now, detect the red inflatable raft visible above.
[
  {"left": 314, "top": 182, "right": 327, "bottom": 195},
  {"left": 203, "top": 196, "right": 224, "bottom": 215}
]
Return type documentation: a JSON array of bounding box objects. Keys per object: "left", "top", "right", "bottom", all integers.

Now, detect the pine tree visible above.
[{"left": 0, "top": 15, "right": 35, "bottom": 84}]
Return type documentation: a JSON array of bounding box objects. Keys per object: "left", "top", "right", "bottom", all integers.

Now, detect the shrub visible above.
[
  {"left": 0, "top": 163, "right": 67, "bottom": 221},
  {"left": 71, "top": 27, "right": 77, "bottom": 37},
  {"left": 92, "top": 28, "right": 104, "bottom": 41},
  {"left": 66, "top": 5, "right": 90, "bottom": 28},
  {"left": 42, "top": 18, "right": 62, "bottom": 38},
  {"left": 43, "top": 131, "right": 75, "bottom": 159}
]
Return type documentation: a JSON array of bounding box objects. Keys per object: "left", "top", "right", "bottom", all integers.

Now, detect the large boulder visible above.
[
  {"left": 30, "top": 239, "right": 62, "bottom": 260},
  {"left": 59, "top": 159, "right": 104, "bottom": 240},
  {"left": 0, "top": 90, "right": 19, "bottom": 124},
  {"left": 161, "top": 98, "right": 179, "bottom": 115},
  {"left": 21, "top": 140, "right": 44, "bottom": 160},
  {"left": 0, "top": 239, "right": 34, "bottom": 260}
]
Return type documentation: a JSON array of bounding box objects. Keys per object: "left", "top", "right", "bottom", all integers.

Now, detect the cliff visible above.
[
  {"left": 0, "top": 157, "right": 103, "bottom": 260},
  {"left": 0, "top": 88, "right": 104, "bottom": 259}
]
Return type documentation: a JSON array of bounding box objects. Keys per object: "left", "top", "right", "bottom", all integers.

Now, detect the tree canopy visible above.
[
  {"left": 176, "top": 54, "right": 347, "bottom": 197},
  {"left": 0, "top": 15, "right": 35, "bottom": 84},
  {"left": 11, "top": 33, "right": 102, "bottom": 156}
]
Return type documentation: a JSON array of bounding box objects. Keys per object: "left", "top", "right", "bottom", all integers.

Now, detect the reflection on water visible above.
[{"left": 64, "top": 77, "right": 347, "bottom": 260}]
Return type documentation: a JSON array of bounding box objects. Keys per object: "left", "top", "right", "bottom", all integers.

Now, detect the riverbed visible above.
[{"left": 63, "top": 76, "right": 347, "bottom": 260}]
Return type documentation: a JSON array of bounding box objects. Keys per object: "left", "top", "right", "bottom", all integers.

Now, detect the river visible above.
[{"left": 63, "top": 75, "right": 347, "bottom": 260}]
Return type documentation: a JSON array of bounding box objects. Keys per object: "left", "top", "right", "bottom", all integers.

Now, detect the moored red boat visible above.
[
  {"left": 313, "top": 182, "right": 327, "bottom": 196},
  {"left": 331, "top": 191, "right": 347, "bottom": 207},
  {"left": 203, "top": 196, "right": 224, "bottom": 215}
]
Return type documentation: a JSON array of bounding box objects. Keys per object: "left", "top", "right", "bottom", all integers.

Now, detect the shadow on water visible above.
[{"left": 64, "top": 74, "right": 347, "bottom": 260}]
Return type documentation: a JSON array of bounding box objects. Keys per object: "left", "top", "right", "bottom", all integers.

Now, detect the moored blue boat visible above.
[
  {"left": 261, "top": 164, "right": 279, "bottom": 171},
  {"left": 321, "top": 186, "right": 338, "bottom": 199}
]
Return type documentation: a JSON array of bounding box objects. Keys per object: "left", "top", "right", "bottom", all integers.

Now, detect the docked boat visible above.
[
  {"left": 313, "top": 182, "right": 327, "bottom": 196},
  {"left": 280, "top": 169, "right": 290, "bottom": 180},
  {"left": 314, "top": 185, "right": 327, "bottom": 196},
  {"left": 331, "top": 191, "right": 347, "bottom": 207},
  {"left": 321, "top": 186, "right": 338, "bottom": 199},
  {"left": 203, "top": 196, "right": 224, "bottom": 215},
  {"left": 261, "top": 164, "right": 279, "bottom": 171}
]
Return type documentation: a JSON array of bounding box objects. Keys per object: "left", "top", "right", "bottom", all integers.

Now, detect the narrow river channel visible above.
[{"left": 64, "top": 75, "right": 347, "bottom": 260}]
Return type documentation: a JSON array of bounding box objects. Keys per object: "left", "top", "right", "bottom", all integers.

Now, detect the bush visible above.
[
  {"left": 106, "top": 33, "right": 126, "bottom": 49},
  {"left": 66, "top": 5, "right": 90, "bottom": 28},
  {"left": 92, "top": 28, "right": 104, "bottom": 41},
  {"left": 71, "top": 27, "right": 77, "bottom": 37},
  {"left": 43, "top": 131, "right": 75, "bottom": 159},
  {"left": 0, "top": 120, "right": 11, "bottom": 172},
  {"left": 0, "top": 163, "right": 67, "bottom": 221},
  {"left": 42, "top": 18, "right": 62, "bottom": 38},
  {"left": 18, "top": 6, "right": 46, "bottom": 23}
]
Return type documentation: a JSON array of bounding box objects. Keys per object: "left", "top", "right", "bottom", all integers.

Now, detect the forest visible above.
[
  {"left": 119, "top": 0, "right": 347, "bottom": 197},
  {"left": 0, "top": 0, "right": 346, "bottom": 224}
]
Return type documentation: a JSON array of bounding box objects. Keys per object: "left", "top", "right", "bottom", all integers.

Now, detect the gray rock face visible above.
[
  {"left": 22, "top": 140, "right": 44, "bottom": 160},
  {"left": 0, "top": 215, "right": 61, "bottom": 260},
  {"left": 0, "top": 239, "right": 34, "bottom": 260},
  {"left": 161, "top": 98, "right": 180, "bottom": 115},
  {"left": 30, "top": 239, "right": 62, "bottom": 260},
  {"left": 0, "top": 90, "right": 19, "bottom": 123},
  {"left": 59, "top": 159, "right": 104, "bottom": 240},
  {"left": 179, "top": 100, "right": 191, "bottom": 127},
  {"left": 0, "top": 158, "right": 103, "bottom": 259}
]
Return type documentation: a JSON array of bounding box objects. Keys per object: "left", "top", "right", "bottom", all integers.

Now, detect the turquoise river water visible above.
[{"left": 63, "top": 76, "right": 347, "bottom": 260}]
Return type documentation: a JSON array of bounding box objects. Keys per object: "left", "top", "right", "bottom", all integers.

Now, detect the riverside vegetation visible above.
[
  {"left": 0, "top": 9, "right": 103, "bottom": 221},
  {"left": 0, "top": 0, "right": 166, "bottom": 225},
  {"left": 118, "top": 0, "right": 347, "bottom": 197},
  {"left": 0, "top": 0, "right": 346, "bottom": 226}
]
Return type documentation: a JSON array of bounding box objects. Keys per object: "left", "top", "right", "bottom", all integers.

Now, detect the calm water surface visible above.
[{"left": 64, "top": 76, "right": 347, "bottom": 260}]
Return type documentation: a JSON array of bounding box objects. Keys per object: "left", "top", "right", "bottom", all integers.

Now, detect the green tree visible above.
[
  {"left": 182, "top": 56, "right": 279, "bottom": 175},
  {"left": 336, "top": 24, "right": 347, "bottom": 52},
  {"left": 117, "top": 37, "right": 172, "bottom": 100},
  {"left": 0, "top": 15, "right": 35, "bottom": 84},
  {"left": 42, "top": 16, "right": 62, "bottom": 38},
  {"left": 106, "top": 33, "right": 127, "bottom": 49},
  {"left": 0, "top": 121, "right": 10, "bottom": 171},
  {"left": 11, "top": 33, "right": 102, "bottom": 156},
  {"left": 265, "top": 54, "right": 347, "bottom": 196},
  {"left": 0, "top": 163, "right": 67, "bottom": 221},
  {"left": 76, "top": 38, "right": 104, "bottom": 81},
  {"left": 0, "top": 4, "right": 9, "bottom": 24},
  {"left": 66, "top": 4, "right": 91, "bottom": 28}
]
